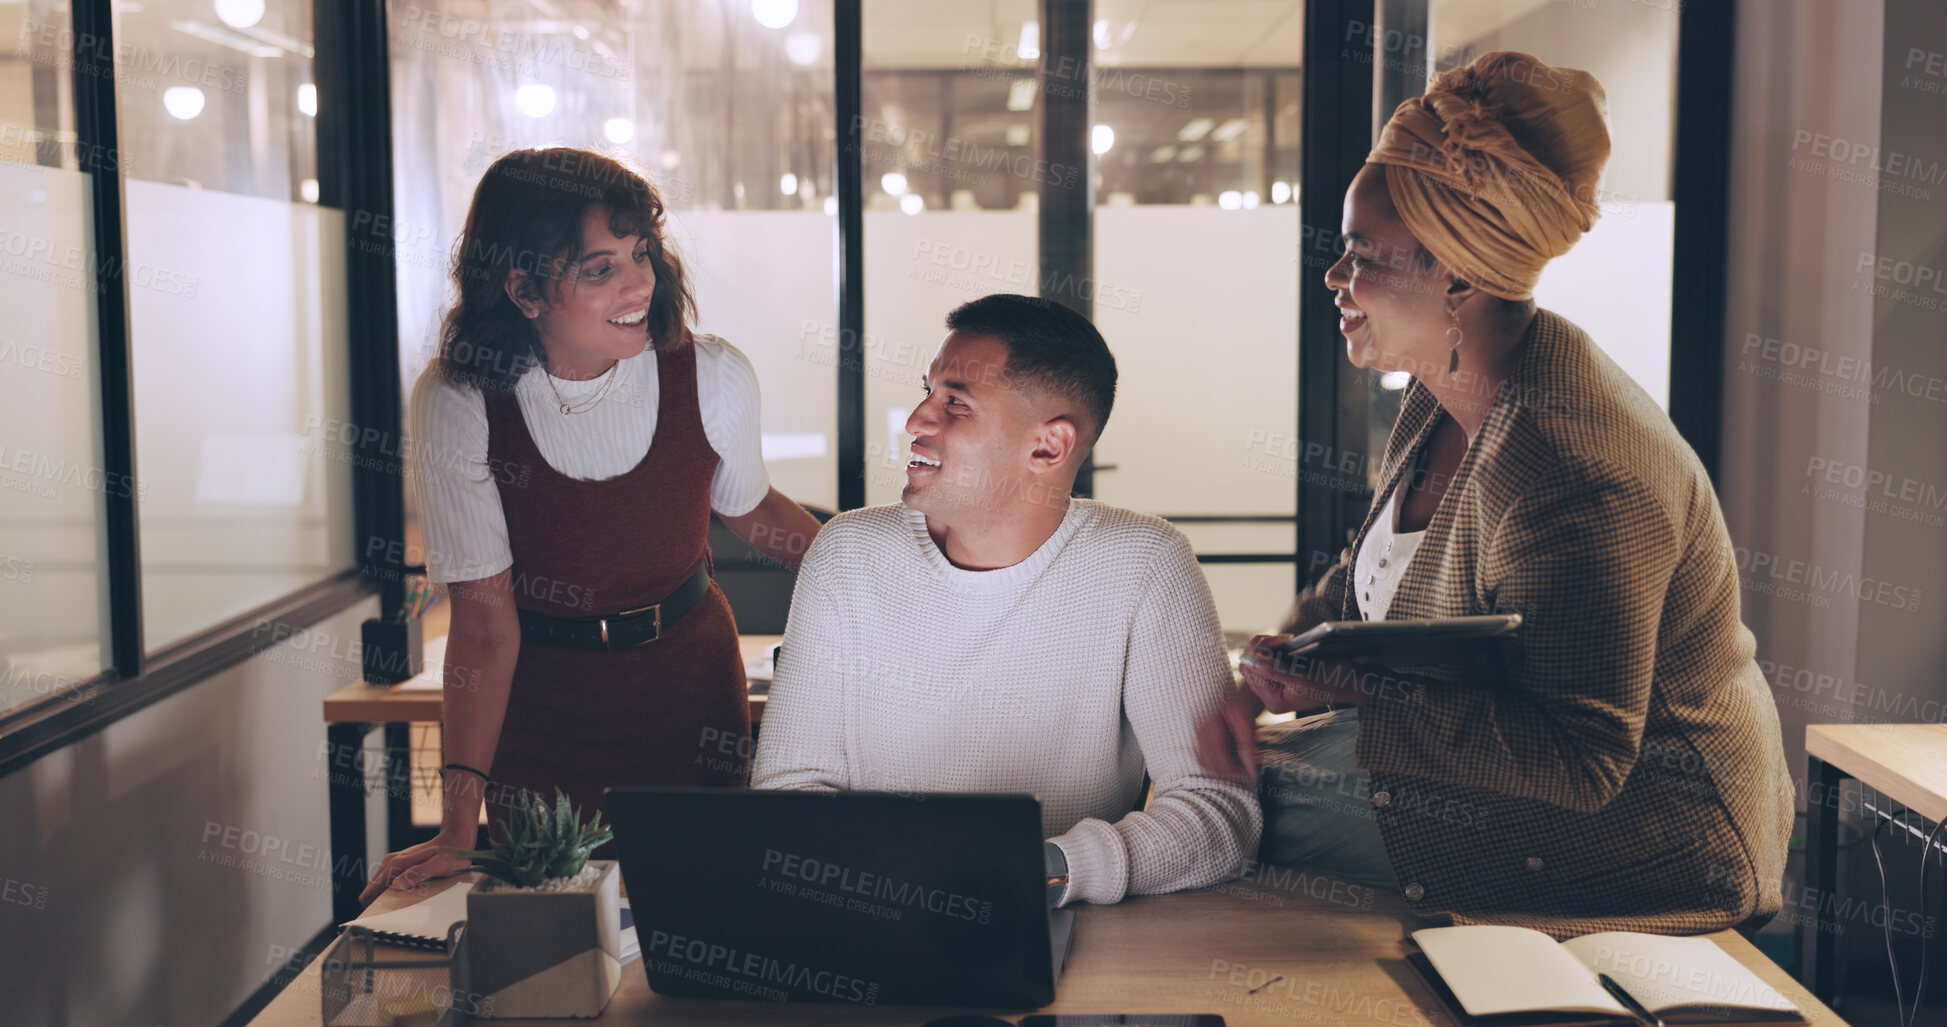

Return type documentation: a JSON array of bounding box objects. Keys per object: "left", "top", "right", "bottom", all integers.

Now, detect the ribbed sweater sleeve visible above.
[
  {"left": 1050, "top": 530, "right": 1260, "bottom": 905},
  {"left": 749, "top": 547, "right": 847, "bottom": 792}
]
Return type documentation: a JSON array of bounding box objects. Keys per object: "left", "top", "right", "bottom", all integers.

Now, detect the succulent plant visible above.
[{"left": 452, "top": 787, "right": 614, "bottom": 888}]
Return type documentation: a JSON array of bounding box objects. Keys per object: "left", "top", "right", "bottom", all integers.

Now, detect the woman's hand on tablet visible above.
[{"left": 1238, "top": 634, "right": 1362, "bottom": 713}]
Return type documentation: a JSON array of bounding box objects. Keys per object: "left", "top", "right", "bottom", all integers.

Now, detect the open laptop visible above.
[{"left": 606, "top": 787, "right": 1077, "bottom": 1008}]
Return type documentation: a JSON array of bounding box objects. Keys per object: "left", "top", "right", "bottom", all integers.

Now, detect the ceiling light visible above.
[
  {"left": 169, "top": 18, "right": 282, "bottom": 57},
  {"left": 786, "top": 31, "right": 821, "bottom": 65},
  {"left": 1090, "top": 124, "right": 1114, "bottom": 156},
  {"left": 1218, "top": 190, "right": 1243, "bottom": 210},
  {"left": 296, "top": 82, "right": 316, "bottom": 117},
  {"left": 1006, "top": 123, "right": 1031, "bottom": 147},
  {"left": 300, "top": 178, "right": 320, "bottom": 203},
  {"left": 1176, "top": 118, "right": 1214, "bottom": 143},
  {"left": 515, "top": 83, "right": 556, "bottom": 118},
  {"left": 1271, "top": 181, "right": 1292, "bottom": 204},
  {"left": 780, "top": 173, "right": 798, "bottom": 195},
  {"left": 604, "top": 118, "right": 634, "bottom": 143},
  {"left": 1149, "top": 145, "right": 1176, "bottom": 163},
  {"left": 1093, "top": 19, "right": 1112, "bottom": 49},
  {"left": 1242, "top": 190, "right": 1260, "bottom": 209},
  {"left": 751, "top": 0, "right": 797, "bottom": 30},
  {"left": 1006, "top": 79, "right": 1037, "bottom": 111},
  {"left": 1017, "top": 21, "right": 1039, "bottom": 61},
  {"left": 214, "top": 0, "right": 264, "bottom": 29},
  {"left": 1210, "top": 117, "right": 1248, "bottom": 143},
  {"left": 1177, "top": 144, "right": 1205, "bottom": 162},
  {"left": 900, "top": 193, "right": 924, "bottom": 215},
  {"left": 881, "top": 171, "right": 908, "bottom": 196},
  {"left": 163, "top": 87, "right": 206, "bottom": 120}
]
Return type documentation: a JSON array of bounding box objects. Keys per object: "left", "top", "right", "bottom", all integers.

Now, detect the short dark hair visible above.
[
  {"left": 439, "top": 147, "right": 696, "bottom": 392},
  {"left": 944, "top": 294, "right": 1118, "bottom": 444}
]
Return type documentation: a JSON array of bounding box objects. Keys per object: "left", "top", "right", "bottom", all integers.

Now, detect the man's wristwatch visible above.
[{"left": 1044, "top": 841, "right": 1070, "bottom": 907}]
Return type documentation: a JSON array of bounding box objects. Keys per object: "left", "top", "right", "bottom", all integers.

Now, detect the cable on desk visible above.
[
  {"left": 1869, "top": 805, "right": 1904, "bottom": 1023},
  {"left": 1901, "top": 813, "right": 1945, "bottom": 1027}
]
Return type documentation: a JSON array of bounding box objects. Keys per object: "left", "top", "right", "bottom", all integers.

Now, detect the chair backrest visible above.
[{"left": 706, "top": 505, "right": 834, "bottom": 634}]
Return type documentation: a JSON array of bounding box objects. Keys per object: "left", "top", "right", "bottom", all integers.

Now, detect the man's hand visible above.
[
  {"left": 1195, "top": 685, "right": 1266, "bottom": 783},
  {"left": 1238, "top": 634, "right": 1364, "bottom": 713}
]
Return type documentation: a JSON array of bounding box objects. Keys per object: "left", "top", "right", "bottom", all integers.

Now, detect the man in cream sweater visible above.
[{"left": 752, "top": 294, "right": 1259, "bottom": 907}]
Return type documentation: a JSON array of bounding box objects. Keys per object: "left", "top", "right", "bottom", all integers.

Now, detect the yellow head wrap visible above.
[{"left": 1365, "top": 51, "right": 1611, "bottom": 301}]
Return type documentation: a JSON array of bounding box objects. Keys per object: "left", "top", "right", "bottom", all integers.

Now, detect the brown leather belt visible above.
[{"left": 517, "top": 563, "right": 711, "bottom": 651}]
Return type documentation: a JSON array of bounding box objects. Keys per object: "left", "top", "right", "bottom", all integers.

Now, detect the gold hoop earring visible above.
[{"left": 1445, "top": 308, "right": 1464, "bottom": 375}]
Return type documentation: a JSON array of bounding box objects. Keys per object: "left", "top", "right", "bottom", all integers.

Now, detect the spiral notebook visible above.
[{"left": 340, "top": 881, "right": 472, "bottom": 951}]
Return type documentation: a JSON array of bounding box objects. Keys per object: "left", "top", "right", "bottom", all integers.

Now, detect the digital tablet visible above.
[{"left": 1274, "top": 614, "right": 1522, "bottom": 666}]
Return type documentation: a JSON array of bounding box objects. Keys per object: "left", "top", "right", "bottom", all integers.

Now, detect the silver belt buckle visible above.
[{"left": 601, "top": 602, "right": 662, "bottom": 650}]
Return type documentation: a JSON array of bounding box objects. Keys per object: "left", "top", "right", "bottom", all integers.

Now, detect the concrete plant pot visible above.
[{"left": 465, "top": 860, "right": 623, "bottom": 1019}]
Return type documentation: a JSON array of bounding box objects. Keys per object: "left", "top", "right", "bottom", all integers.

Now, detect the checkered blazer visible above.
[{"left": 1294, "top": 309, "right": 1795, "bottom": 938}]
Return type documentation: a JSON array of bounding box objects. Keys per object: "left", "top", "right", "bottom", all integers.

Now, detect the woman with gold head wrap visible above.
[{"left": 1198, "top": 52, "right": 1794, "bottom": 938}]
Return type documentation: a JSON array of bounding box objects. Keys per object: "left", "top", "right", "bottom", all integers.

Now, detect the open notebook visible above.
[
  {"left": 341, "top": 882, "right": 471, "bottom": 951},
  {"left": 1410, "top": 926, "right": 1807, "bottom": 1026}
]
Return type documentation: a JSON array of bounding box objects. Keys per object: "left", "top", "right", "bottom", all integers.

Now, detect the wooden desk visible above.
[
  {"left": 1803, "top": 723, "right": 1947, "bottom": 1003},
  {"left": 320, "top": 635, "right": 781, "bottom": 924},
  {"left": 252, "top": 873, "right": 1842, "bottom": 1026}
]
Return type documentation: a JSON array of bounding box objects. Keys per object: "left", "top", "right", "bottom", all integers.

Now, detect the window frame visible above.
[{"left": 0, "top": 0, "right": 398, "bottom": 778}]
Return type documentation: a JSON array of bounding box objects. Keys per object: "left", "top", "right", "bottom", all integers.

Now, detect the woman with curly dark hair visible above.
[{"left": 363, "top": 148, "right": 822, "bottom": 900}]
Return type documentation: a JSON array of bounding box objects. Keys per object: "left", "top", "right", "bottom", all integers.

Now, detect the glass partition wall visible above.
[
  {"left": 1, "top": 0, "right": 354, "bottom": 712},
  {"left": 384, "top": 0, "right": 1682, "bottom": 637},
  {"left": 859, "top": 0, "right": 1307, "bottom": 632},
  {"left": 0, "top": 0, "right": 112, "bottom": 709}
]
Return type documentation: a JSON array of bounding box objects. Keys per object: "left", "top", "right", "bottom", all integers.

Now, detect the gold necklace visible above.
[{"left": 545, "top": 359, "right": 621, "bottom": 415}]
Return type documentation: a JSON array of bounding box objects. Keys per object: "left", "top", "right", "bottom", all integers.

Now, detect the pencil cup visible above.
[{"left": 361, "top": 616, "right": 424, "bottom": 686}]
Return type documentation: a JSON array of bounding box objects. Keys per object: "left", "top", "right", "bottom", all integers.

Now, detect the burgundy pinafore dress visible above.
[{"left": 481, "top": 339, "right": 749, "bottom": 846}]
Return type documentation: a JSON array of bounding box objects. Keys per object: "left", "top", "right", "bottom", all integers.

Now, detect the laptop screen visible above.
[{"left": 607, "top": 787, "right": 1058, "bottom": 1008}]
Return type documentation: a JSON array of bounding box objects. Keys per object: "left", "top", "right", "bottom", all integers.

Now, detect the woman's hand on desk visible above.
[{"left": 359, "top": 827, "right": 475, "bottom": 905}]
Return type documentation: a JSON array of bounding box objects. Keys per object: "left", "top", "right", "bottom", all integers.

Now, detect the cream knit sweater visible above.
[{"left": 751, "top": 499, "right": 1260, "bottom": 906}]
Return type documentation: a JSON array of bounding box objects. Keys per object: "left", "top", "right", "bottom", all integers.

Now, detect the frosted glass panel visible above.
[
  {"left": 673, "top": 210, "right": 838, "bottom": 509},
  {"left": 127, "top": 182, "right": 353, "bottom": 648},
  {"left": 863, "top": 211, "right": 1038, "bottom": 507},
  {"left": 0, "top": 164, "right": 110, "bottom": 710}
]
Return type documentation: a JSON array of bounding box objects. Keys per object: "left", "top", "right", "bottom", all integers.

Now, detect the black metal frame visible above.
[
  {"left": 1297, "top": 0, "right": 1379, "bottom": 577},
  {"left": 0, "top": 0, "right": 395, "bottom": 779},
  {"left": 836, "top": 0, "right": 866, "bottom": 510},
  {"left": 72, "top": 0, "right": 142, "bottom": 680},
  {"left": 1802, "top": 755, "right": 1846, "bottom": 1004},
  {"left": 1669, "top": 0, "right": 1736, "bottom": 482},
  {"left": 1039, "top": 0, "right": 1097, "bottom": 497},
  {"left": 320, "top": 0, "right": 408, "bottom": 607}
]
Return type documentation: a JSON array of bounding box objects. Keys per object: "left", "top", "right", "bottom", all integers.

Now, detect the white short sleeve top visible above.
[{"left": 408, "top": 333, "right": 772, "bottom": 584}]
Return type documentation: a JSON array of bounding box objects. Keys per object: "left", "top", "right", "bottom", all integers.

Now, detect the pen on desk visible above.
[
  {"left": 1249, "top": 974, "right": 1284, "bottom": 995},
  {"left": 1598, "top": 973, "right": 1663, "bottom": 1027}
]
